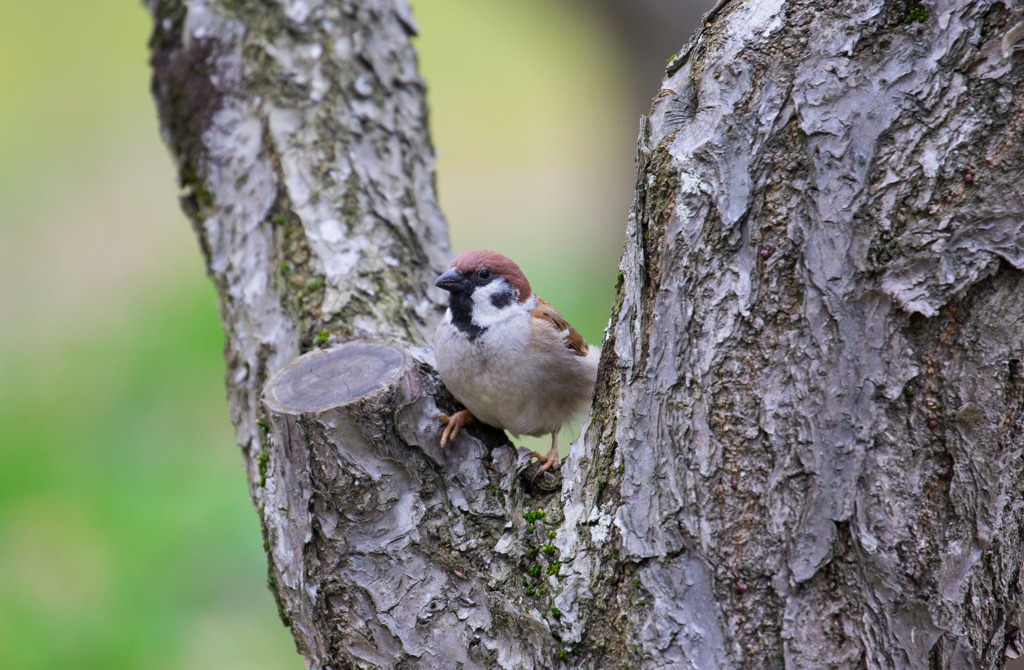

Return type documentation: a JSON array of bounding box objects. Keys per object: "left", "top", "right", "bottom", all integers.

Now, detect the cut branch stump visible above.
[{"left": 257, "top": 340, "right": 562, "bottom": 669}]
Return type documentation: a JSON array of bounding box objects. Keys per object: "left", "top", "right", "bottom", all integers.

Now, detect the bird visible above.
[{"left": 432, "top": 249, "right": 600, "bottom": 477}]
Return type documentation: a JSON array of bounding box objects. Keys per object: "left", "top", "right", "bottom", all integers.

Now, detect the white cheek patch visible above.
[{"left": 471, "top": 279, "right": 520, "bottom": 329}]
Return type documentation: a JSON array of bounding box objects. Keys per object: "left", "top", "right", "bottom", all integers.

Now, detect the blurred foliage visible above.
[
  {"left": 0, "top": 0, "right": 631, "bottom": 667},
  {"left": 0, "top": 0, "right": 152, "bottom": 190},
  {"left": 0, "top": 277, "right": 302, "bottom": 670}
]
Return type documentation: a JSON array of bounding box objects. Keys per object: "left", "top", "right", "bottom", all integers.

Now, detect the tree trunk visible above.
[{"left": 147, "top": 0, "right": 1024, "bottom": 668}]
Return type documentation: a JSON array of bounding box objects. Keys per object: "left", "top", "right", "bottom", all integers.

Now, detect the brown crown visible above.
[{"left": 449, "top": 250, "right": 532, "bottom": 303}]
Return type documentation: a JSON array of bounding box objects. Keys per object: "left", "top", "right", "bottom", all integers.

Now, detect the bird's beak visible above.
[{"left": 435, "top": 268, "right": 472, "bottom": 292}]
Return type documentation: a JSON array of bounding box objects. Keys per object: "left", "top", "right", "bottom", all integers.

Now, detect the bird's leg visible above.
[
  {"left": 531, "top": 430, "right": 560, "bottom": 480},
  {"left": 437, "top": 409, "right": 474, "bottom": 448}
]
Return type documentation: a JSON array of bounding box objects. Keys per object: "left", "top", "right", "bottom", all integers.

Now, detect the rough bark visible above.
[
  {"left": 147, "top": 0, "right": 1024, "bottom": 668},
  {"left": 147, "top": 0, "right": 568, "bottom": 667},
  {"left": 259, "top": 340, "right": 561, "bottom": 667},
  {"left": 560, "top": 0, "right": 1024, "bottom": 667}
]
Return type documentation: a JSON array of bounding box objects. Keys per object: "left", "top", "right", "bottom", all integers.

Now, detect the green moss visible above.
[
  {"left": 550, "top": 606, "right": 562, "bottom": 619},
  {"left": 258, "top": 451, "right": 270, "bottom": 487},
  {"left": 546, "top": 561, "right": 561, "bottom": 576},
  {"left": 181, "top": 168, "right": 214, "bottom": 208},
  {"left": 256, "top": 419, "right": 269, "bottom": 433},
  {"left": 529, "top": 564, "right": 542, "bottom": 577},
  {"left": 542, "top": 544, "right": 558, "bottom": 556},
  {"left": 315, "top": 331, "right": 330, "bottom": 346},
  {"left": 906, "top": 3, "right": 928, "bottom": 22},
  {"left": 523, "top": 510, "right": 545, "bottom": 523}
]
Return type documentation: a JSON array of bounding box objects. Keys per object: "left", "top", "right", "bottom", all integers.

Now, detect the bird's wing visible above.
[{"left": 531, "top": 297, "right": 589, "bottom": 357}]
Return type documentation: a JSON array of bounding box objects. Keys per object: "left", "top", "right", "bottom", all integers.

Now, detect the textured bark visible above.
[
  {"left": 259, "top": 340, "right": 560, "bottom": 667},
  {"left": 147, "top": 0, "right": 1024, "bottom": 668},
  {"left": 147, "top": 0, "right": 568, "bottom": 667},
  {"left": 559, "top": 0, "right": 1024, "bottom": 667}
]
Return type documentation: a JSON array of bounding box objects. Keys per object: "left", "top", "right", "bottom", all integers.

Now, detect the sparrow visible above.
[{"left": 433, "top": 250, "right": 600, "bottom": 477}]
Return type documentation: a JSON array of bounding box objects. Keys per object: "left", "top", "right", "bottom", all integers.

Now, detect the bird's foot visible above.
[
  {"left": 530, "top": 446, "right": 559, "bottom": 482},
  {"left": 437, "top": 410, "right": 474, "bottom": 448}
]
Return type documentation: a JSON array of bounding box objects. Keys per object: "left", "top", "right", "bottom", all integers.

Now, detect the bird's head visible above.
[
  {"left": 435, "top": 250, "right": 531, "bottom": 303},
  {"left": 435, "top": 251, "right": 532, "bottom": 331}
]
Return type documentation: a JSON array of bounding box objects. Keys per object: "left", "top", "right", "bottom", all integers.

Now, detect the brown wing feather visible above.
[{"left": 532, "top": 297, "right": 589, "bottom": 357}]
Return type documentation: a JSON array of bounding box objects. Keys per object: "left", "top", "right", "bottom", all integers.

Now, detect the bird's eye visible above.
[{"left": 478, "top": 268, "right": 491, "bottom": 280}]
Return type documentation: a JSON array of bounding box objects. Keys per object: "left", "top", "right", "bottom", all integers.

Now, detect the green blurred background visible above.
[{"left": 0, "top": 0, "right": 705, "bottom": 667}]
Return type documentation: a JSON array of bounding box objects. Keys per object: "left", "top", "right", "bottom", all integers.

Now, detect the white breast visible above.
[{"left": 433, "top": 295, "right": 598, "bottom": 437}]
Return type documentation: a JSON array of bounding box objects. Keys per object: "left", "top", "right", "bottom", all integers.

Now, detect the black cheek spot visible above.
[{"left": 490, "top": 288, "right": 514, "bottom": 309}]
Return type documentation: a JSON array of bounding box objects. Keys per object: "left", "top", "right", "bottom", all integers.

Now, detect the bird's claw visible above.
[
  {"left": 437, "top": 410, "right": 474, "bottom": 448},
  {"left": 529, "top": 447, "right": 560, "bottom": 483}
]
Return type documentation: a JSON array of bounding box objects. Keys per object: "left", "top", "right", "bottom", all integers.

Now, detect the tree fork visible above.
[{"left": 147, "top": 0, "right": 1024, "bottom": 667}]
